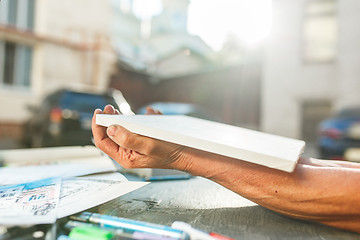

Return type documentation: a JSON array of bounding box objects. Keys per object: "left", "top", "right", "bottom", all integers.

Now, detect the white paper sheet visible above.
[
  {"left": 0, "top": 146, "right": 103, "bottom": 166},
  {"left": 0, "top": 147, "right": 117, "bottom": 186},
  {"left": 0, "top": 173, "right": 148, "bottom": 224},
  {"left": 57, "top": 172, "right": 148, "bottom": 218},
  {"left": 0, "top": 177, "right": 61, "bottom": 225},
  {"left": 0, "top": 146, "right": 147, "bottom": 224}
]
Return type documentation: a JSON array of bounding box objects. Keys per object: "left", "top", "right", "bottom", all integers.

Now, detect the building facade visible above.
[
  {"left": 0, "top": 0, "right": 116, "bottom": 140},
  {"left": 262, "top": 0, "right": 360, "bottom": 141}
]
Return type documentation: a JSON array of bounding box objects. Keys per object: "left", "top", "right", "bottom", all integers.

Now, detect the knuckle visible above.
[
  {"left": 94, "top": 141, "right": 102, "bottom": 149},
  {"left": 117, "top": 150, "right": 137, "bottom": 169}
]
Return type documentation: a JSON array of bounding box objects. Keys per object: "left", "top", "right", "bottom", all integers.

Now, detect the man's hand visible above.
[{"left": 92, "top": 105, "right": 188, "bottom": 169}]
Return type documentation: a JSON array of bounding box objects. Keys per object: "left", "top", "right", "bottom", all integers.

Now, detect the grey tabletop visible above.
[{"left": 97, "top": 176, "right": 360, "bottom": 240}]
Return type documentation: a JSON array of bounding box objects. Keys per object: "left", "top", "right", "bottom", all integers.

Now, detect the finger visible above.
[
  {"left": 145, "top": 106, "right": 163, "bottom": 115},
  {"left": 94, "top": 108, "right": 102, "bottom": 115},
  {"left": 92, "top": 109, "right": 121, "bottom": 155},
  {"left": 145, "top": 106, "right": 156, "bottom": 115},
  {"left": 107, "top": 125, "right": 155, "bottom": 155},
  {"left": 103, "top": 104, "right": 116, "bottom": 114},
  {"left": 92, "top": 108, "right": 107, "bottom": 143}
]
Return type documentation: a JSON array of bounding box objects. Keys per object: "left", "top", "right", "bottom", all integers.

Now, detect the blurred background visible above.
[{"left": 0, "top": 0, "right": 359, "bottom": 161}]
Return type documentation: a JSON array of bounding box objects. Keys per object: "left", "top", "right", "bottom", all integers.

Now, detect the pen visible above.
[
  {"left": 142, "top": 174, "right": 192, "bottom": 182},
  {"left": 64, "top": 220, "right": 176, "bottom": 240},
  {"left": 68, "top": 226, "right": 114, "bottom": 240},
  {"left": 171, "top": 222, "right": 234, "bottom": 240},
  {"left": 71, "top": 212, "right": 189, "bottom": 240},
  {"left": 64, "top": 223, "right": 132, "bottom": 240}
]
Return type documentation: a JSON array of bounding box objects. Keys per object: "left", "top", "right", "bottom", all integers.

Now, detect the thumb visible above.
[{"left": 106, "top": 125, "right": 151, "bottom": 154}]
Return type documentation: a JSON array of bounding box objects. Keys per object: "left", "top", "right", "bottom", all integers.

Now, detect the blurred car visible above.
[
  {"left": 136, "top": 102, "right": 218, "bottom": 121},
  {"left": 317, "top": 106, "right": 360, "bottom": 160},
  {"left": 22, "top": 88, "right": 119, "bottom": 148}
]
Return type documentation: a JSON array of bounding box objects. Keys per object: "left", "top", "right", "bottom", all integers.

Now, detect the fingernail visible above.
[
  {"left": 107, "top": 125, "right": 117, "bottom": 138},
  {"left": 94, "top": 109, "right": 102, "bottom": 114}
]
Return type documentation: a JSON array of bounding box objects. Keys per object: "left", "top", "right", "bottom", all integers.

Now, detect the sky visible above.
[{"left": 132, "top": 0, "right": 272, "bottom": 51}]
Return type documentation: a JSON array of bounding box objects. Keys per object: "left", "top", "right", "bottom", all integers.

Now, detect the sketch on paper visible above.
[{"left": 0, "top": 177, "right": 61, "bottom": 225}]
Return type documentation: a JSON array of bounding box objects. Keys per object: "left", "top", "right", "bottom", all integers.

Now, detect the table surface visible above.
[{"left": 96, "top": 174, "right": 360, "bottom": 240}]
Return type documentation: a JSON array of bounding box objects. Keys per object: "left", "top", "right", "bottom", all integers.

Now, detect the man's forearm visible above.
[{"left": 178, "top": 148, "right": 360, "bottom": 233}]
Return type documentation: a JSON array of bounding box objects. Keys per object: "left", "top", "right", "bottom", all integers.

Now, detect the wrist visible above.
[
  {"left": 171, "top": 147, "right": 232, "bottom": 180},
  {"left": 170, "top": 146, "right": 195, "bottom": 173}
]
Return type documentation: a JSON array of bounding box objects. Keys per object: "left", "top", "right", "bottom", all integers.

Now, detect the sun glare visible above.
[
  {"left": 132, "top": 0, "right": 163, "bottom": 19},
  {"left": 188, "top": 0, "right": 272, "bottom": 50},
  {"left": 131, "top": 0, "right": 272, "bottom": 51}
]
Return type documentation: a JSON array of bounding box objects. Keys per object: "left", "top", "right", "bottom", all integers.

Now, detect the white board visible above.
[{"left": 96, "top": 114, "right": 305, "bottom": 172}]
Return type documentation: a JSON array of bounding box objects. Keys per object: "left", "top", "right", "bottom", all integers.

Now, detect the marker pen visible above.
[
  {"left": 64, "top": 220, "right": 94, "bottom": 230},
  {"left": 71, "top": 212, "right": 189, "bottom": 240},
  {"left": 64, "top": 220, "right": 178, "bottom": 240},
  {"left": 142, "top": 174, "right": 192, "bottom": 182},
  {"left": 171, "top": 221, "right": 234, "bottom": 240},
  {"left": 68, "top": 226, "right": 114, "bottom": 240}
]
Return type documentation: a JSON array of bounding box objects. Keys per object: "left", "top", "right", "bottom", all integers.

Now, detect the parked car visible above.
[
  {"left": 317, "top": 106, "right": 360, "bottom": 160},
  {"left": 136, "top": 102, "right": 219, "bottom": 121},
  {"left": 22, "top": 88, "right": 119, "bottom": 148}
]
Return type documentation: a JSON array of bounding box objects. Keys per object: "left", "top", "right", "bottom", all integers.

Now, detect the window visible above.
[
  {"left": 301, "top": 101, "right": 332, "bottom": 142},
  {"left": 303, "top": 0, "right": 337, "bottom": 63},
  {"left": 0, "top": 41, "right": 33, "bottom": 89},
  {"left": 0, "top": 0, "right": 35, "bottom": 89},
  {"left": 0, "top": 0, "right": 35, "bottom": 30}
]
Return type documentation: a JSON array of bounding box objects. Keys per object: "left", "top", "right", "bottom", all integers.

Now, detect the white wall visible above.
[
  {"left": 262, "top": 0, "right": 337, "bottom": 139},
  {"left": 337, "top": 0, "right": 360, "bottom": 108},
  {"left": 39, "top": 0, "right": 115, "bottom": 95},
  {"left": 41, "top": 0, "right": 112, "bottom": 42}
]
